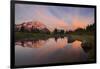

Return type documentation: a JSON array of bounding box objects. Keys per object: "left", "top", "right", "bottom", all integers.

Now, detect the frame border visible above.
[{"left": 10, "top": 1, "right": 97, "bottom": 68}]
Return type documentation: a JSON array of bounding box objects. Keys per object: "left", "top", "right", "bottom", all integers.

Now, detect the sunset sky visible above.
[{"left": 15, "top": 4, "right": 94, "bottom": 31}]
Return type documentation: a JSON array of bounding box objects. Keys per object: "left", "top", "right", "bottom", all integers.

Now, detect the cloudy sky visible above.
[{"left": 15, "top": 4, "right": 94, "bottom": 31}]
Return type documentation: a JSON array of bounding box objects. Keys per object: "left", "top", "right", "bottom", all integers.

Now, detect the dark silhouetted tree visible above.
[
  {"left": 20, "top": 26, "right": 25, "bottom": 32},
  {"left": 59, "top": 30, "right": 64, "bottom": 34},
  {"left": 53, "top": 28, "right": 58, "bottom": 34}
]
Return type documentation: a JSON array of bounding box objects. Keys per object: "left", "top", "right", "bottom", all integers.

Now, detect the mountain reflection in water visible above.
[{"left": 15, "top": 37, "right": 88, "bottom": 66}]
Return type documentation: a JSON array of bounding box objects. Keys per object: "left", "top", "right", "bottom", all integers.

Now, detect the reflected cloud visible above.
[
  {"left": 15, "top": 37, "right": 89, "bottom": 66},
  {"left": 15, "top": 37, "right": 82, "bottom": 49}
]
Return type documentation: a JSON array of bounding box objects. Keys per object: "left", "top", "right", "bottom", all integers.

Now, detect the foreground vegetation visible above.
[{"left": 69, "top": 34, "right": 95, "bottom": 61}]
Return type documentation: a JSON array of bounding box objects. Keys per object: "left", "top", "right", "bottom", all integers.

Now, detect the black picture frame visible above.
[{"left": 10, "top": 0, "right": 96, "bottom": 68}]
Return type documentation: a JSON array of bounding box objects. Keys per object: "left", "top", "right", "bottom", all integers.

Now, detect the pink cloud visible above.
[
  {"left": 70, "top": 16, "right": 89, "bottom": 30},
  {"left": 33, "top": 7, "right": 68, "bottom": 31},
  {"left": 32, "top": 7, "right": 92, "bottom": 31}
]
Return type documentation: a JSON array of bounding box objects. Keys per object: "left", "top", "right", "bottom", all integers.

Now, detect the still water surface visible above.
[{"left": 15, "top": 37, "right": 88, "bottom": 66}]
